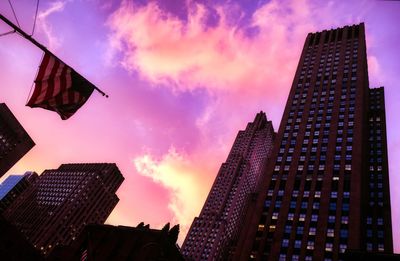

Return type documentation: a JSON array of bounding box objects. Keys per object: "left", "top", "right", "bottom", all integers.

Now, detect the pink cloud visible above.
[
  {"left": 133, "top": 146, "right": 219, "bottom": 244},
  {"left": 105, "top": 0, "right": 320, "bottom": 95}
]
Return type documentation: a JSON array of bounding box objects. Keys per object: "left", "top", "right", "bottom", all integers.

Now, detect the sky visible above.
[{"left": 0, "top": 0, "right": 399, "bottom": 251}]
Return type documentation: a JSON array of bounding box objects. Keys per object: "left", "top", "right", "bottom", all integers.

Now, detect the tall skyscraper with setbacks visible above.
[
  {"left": 0, "top": 103, "right": 35, "bottom": 178},
  {"left": 233, "top": 23, "right": 393, "bottom": 260},
  {"left": 2, "top": 163, "right": 124, "bottom": 256},
  {"left": 181, "top": 112, "right": 275, "bottom": 260}
]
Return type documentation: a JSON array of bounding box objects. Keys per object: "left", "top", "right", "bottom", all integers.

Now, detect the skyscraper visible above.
[
  {"left": 181, "top": 112, "right": 275, "bottom": 260},
  {"left": 234, "top": 24, "right": 393, "bottom": 260},
  {"left": 0, "top": 171, "right": 38, "bottom": 213},
  {"left": 3, "top": 163, "right": 124, "bottom": 256},
  {"left": 0, "top": 103, "right": 35, "bottom": 177}
]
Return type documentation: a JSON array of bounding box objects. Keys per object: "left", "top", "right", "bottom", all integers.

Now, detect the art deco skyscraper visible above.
[
  {"left": 3, "top": 163, "right": 124, "bottom": 256},
  {"left": 181, "top": 112, "right": 275, "bottom": 260},
  {"left": 234, "top": 24, "right": 393, "bottom": 260},
  {"left": 0, "top": 103, "right": 35, "bottom": 177}
]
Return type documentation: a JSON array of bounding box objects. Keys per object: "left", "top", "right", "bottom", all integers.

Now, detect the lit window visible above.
[
  {"left": 309, "top": 227, "right": 316, "bottom": 236},
  {"left": 307, "top": 241, "right": 314, "bottom": 250},
  {"left": 325, "top": 243, "right": 333, "bottom": 252}
]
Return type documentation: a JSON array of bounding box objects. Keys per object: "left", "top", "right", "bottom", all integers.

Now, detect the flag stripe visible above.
[
  {"left": 26, "top": 54, "right": 51, "bottom": 106},
  {"left": 54, "top": 64, "right": 69, "bottom": 107},
  {"left": 42, "top": 58, "right": 61, "bottom": 103},
  {"left": 34, "top": 56, "right": 57, "bottom": 104}
]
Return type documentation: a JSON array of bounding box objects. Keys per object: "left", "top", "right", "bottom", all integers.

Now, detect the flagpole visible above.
[{"left": 0, "top": 13, "right": 109, "bottom": 98}]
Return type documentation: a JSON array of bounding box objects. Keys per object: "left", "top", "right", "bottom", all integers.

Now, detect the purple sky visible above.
[{"left": 0, "top": 0, "right": 399, "bottom": 250}]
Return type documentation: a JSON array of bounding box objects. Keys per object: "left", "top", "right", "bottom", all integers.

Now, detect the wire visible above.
[
  {"left": 7, "top": 0, "right": 21, "bottom": 28},
  {"left": 31, "top": 0, "right": 40, "bottom": 36},
  {"left": 0, "top": 30, "right": 16, "bottom": 37}
]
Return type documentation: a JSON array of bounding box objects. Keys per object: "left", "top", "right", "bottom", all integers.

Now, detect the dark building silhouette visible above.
[
  {"left": 2, "top": 163, "right": 124, "bottom": 256},
  {"left": 47, "top": 223, "right": 184, "bottom": 261},
  {"left": 0, "top": 215, "right": 43, "bottom": 261},
  {"left": 0, "top": 103, "right": 35, "bottom": 177},
  {"left": 0, "top": 171, "right": 38, "bottom": 213},
  {"left": 234, "top": 24, "right": 393, "bottom": 260},
  {"left": 181, "top": 112, "right": 275, "bottom": 260},
  {"left": 343, "top": 249, "right": 400, "bottom": 261},
  {"left": 364, "top": 87, "right": 393, "bottom": 252}
]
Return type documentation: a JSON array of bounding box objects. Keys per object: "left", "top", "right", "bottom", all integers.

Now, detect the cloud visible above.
[
  {"left": 37, "top": 1, "right": 68, "bottom": 50},
  {"left": 133, "top": 147, "right": 217, "bottom": 243},
  {"left": 105, "top": 0, "right": 321, "bottom": 95}
]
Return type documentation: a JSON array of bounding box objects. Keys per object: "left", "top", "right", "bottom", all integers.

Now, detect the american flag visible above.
[{"left": 26, "top": 52, "right": 95, "bottom": 120}]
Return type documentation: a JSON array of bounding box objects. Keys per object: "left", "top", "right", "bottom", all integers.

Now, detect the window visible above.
[
  {"left": 285, "top": 225, "right": 292, "bottom": 234},
  {"left": 307, "top": 241, "right": 315, "bottom": 250},
  {"left": 309, "top": 227, "right": 316, "bottom": 236},
  {"left": 340, "top": 229, "right": 349, "bottom": 238},
  {"left": 311, "top": 215, "right": 318, "bottom": 222},
  {"left": 325, "top": 243, "right": 333, "bottom": 252},
  {"left": 297, "top": 226, "right": 304, "bottom": 235},
  {"left": 339, "top": 244, "right": 347, "bottom": 253}
]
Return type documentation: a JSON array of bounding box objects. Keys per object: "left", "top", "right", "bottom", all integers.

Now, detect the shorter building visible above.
[
  {"left": 48, "top": 223, "right": 184, "bottom": 261},
  {"left": 0, "top": 171, "right": 38, "bottom": 213},
  {"left": 0, "top": 103, "right": 35, "bottom": 178},
  {"left": 0, "top": 215, "right": 43, "bottom": 261},
  {"left": 3, "top": 163, "right": 124, "bottom": 256}
]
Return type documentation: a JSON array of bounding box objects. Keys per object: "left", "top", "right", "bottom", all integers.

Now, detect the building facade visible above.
[
  {"left": 0, "top": 171, "right": 38, "bottom": 213},
  {"left": 2, "top": 163, "right": 124, "bottom": 256},
  {"left": 181, "top": 112, "right": 275, "bottom": 260},
  {"left": 364, "top": 87, "right": 393, "bottom": 252},
  {"left": 234, "top": 24, "right": 393, "bottom": 260},
  {"left": 0, "top": 103, "right": 35, "bottom": 177}
]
